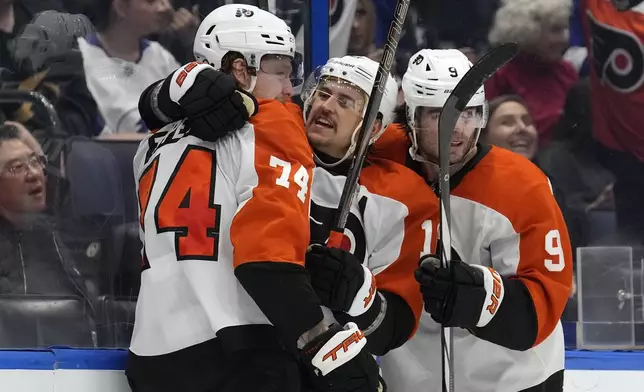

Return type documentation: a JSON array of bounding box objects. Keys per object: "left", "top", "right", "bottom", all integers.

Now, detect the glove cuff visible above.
[
  {"left": 306, "top": 322, "right": 366, "bottom": 376},
  {"left": 471, "top": 265, "right": 505, "bottom": 327},
  {"left": 346, "top": 264, "right": 377, "bottom": 317}
]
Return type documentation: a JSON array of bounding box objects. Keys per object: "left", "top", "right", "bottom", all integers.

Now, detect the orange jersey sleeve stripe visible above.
[{"left": 230, "top": 100, "right": 314, "bottom": 268}]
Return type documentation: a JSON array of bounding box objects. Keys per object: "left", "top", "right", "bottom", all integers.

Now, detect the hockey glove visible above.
[
  {"left": 415, "top": 255, "right": 505, "bottom": 329},
  {"left": 152, "top": 62, "right": 258, "bottom": 141},
  {"left": 300, "top": 322, "right": 385, "bottom": 392},
  {"left": 306, "top": 244, "right": 377, "bottom": 317}
]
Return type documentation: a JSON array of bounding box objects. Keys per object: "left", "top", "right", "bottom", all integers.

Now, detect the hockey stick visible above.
[
  {"left": 437, "top": 42, "right": 519, "bottom": 392},
  {"left": 327, "top": 0, "right": 411, "bottom": 248}
]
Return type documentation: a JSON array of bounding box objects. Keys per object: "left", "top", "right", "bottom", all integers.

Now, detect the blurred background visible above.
[{"left": 0, "top": 0, "right": 642, "bottom": 359}]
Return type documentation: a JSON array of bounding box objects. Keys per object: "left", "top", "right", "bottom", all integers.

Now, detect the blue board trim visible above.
[
  {"left": 0, "top": 349, "right": 642, "bottom": 371},
  {"left": 565, "top": 350, "right": 644, "bottom": 371},
  {"left": 0, "top": 349, "right": 127, "bottom": 370}
]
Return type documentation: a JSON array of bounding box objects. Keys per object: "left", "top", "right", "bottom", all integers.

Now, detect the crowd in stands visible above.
[{"left": 0, "top": 0, "right": 642, "bottom": 349}]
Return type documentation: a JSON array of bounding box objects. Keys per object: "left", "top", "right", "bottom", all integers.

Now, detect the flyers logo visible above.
[
  {"left": 486, "top": 268, "right": 503, "bottom": 315},
  {"left": 363, "top": 274, "right": 377, "bottom": 308},
  {"left": 588, "top": 11, "right": 644, "bottom": 93},
  {"left": 235, "top": 8, "right": 254, "bottom": 18},
  {"left": 310, "top": 198, "right": 367, "bottom": 263},
  {"left": 322, "top": 329, "right": 365, "bottom": 362}
]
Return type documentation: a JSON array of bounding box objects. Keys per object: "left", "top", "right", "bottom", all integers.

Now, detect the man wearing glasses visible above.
[{"left": 0, "top": 122, "right": 95, "bottom": 347}]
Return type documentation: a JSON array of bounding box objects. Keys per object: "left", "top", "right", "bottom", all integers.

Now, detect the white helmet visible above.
[
  {"left": 193, "top": 4, "right": 302, "bottom": 86},
  {"left": 303, "top": 56, "right": 398, "bottom": 166},
  {"left": 402, "top": 49, "right": 487, "bottom": 163}
]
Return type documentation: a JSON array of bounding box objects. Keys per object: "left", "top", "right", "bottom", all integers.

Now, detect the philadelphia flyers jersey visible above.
[
  {"left": 310, "top": 157, "right": 438, "bottom": 332},
  {"left": 129, "top": 100, "right": 314, "bottom": 356},
  {"left": 376, "top": 125, "right": 573, "bottom": 392},
  {"left": 583, "top": 0, "right": 644, "bottom": 162}
]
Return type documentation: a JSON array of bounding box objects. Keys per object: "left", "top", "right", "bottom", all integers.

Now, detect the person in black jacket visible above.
[{"left": 0, "top": 123, "right": 97, "bottom": 347}]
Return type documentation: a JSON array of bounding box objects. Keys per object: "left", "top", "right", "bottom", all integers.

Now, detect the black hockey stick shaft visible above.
[
  {"left": 437, "top": 42, "right": 519, "bottom": 392},
  {"left": 328, "top": 0, "right": 411, "bottom": 248}
]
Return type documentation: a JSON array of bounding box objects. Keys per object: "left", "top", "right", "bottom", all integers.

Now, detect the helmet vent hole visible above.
[{"left": 205, "top": 25, "right": 216, "bottom": 35}]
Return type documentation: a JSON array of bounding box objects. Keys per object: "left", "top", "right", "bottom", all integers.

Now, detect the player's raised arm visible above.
[{"left": 138, "top": 63, "right": 257, "bottom": 138}]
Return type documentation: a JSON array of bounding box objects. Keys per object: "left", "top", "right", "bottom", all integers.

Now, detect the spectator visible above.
[
  {"left": 347, "top": 0, "right": 377, "bottom": 57},
  {"left": 481, "top": 94, "right": 539, "bottom": 160},
  {"left": 80, "top": 0, "right": 179, "bottom": 135},
  {"left": 0, "top": 0, "right": 66, "bottom": 72},
  {"left": 486, "top": 0, "right": 578, "bottom": 146},
  {"left": 537, "top": 79, "right": 615, "bottom": 247},
  {"left": 583, "top": 0, "right": 644, "bottom": 242},
  {"left": 154, "top": 2, "right": 200, "bottom": 64},
  {"left": 1, "top": 10, "right": 99, "bottom": 138},
  {"left": 0, "top": 123, "right": 97, "bottom": 308}
]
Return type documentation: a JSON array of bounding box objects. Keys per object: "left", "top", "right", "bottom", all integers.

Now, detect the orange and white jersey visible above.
[
  {"left": 583, "top": 0, "right": 644, "bottom": 162},
  {"left": 310, "top": 157, "right": 438, "bottom": 334},
  {"left": 380, "top": 144, "right": 573, "bottom": 392},
  {"left": 130, "top": 100, "right": 314, "bottom": 356}
]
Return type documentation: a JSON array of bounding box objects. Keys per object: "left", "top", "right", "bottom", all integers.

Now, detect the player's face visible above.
[
  {"left": 306, "top": 79, "right": 366, "bottom": 158},
  {"left": 0, "top": 140, "right": 47, "bottom": 218},
  {"left": 255, "top": 57, "right": 295, "bottom": 103},
  {"left": 415, "top": 106, "right": 479, "bottom": 164},
  {"left": 485, "top": 101, "right": 538, "bottom": 160}
]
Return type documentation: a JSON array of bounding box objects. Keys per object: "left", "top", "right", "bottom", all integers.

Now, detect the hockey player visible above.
[
  {"left": 582, "top": 0, "right": 644, "bottom": 238},
  {"left": 375, "top": 49, "right": 573, "bottom": 392},
  {"left": 138, "top": 54, "right": 440, "bottom": 358},
  {"left": 127, "top": 5, "right": 383, "bottom": 392},
  {"left": 301, "top": 56, "right": 438, "bottom": 356}
]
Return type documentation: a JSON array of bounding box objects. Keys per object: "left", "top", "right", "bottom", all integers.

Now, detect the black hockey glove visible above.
[
  {"left": 300, "top": 322, "right": 385, "bottom": 392},
  {"left": 415, "top": 255, "right": 505, "bottom": 329},
  {"left": 143, "top": 62, "right": 257, "bottom": 141},
  {"left": 306, "top": 244, "right": 377, "bottom": 317}
]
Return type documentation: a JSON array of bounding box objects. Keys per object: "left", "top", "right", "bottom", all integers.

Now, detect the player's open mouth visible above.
[
  {"left": 450, "top": 141, "right": 463, "bottom": 147},
  {"left": 314, "top": 116, "right": 335, "bottom": 129}
]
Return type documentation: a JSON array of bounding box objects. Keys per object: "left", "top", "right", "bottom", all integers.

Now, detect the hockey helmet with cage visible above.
[
  {"left": 402, "top": 49, "right": 488, "bottom": 164},
  {"left": 193, "top": 4, "right": 303, "bottom": 87},
  {"left": 302, "top": 56, "right": 398, "bottom": 166}
]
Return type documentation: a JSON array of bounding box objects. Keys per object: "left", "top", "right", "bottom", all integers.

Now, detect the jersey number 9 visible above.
[{"left": 544, "top": 229, "right": 565, "bottom": 272}]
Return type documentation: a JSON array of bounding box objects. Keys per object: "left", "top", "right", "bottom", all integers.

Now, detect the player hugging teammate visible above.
[{"left": 131, "top": 4, "right": 573, "bottom": 392}]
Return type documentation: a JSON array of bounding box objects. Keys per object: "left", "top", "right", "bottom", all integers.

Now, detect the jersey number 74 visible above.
[{"left": 138, "top": 146, "right": 222, "bottom": 269}]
